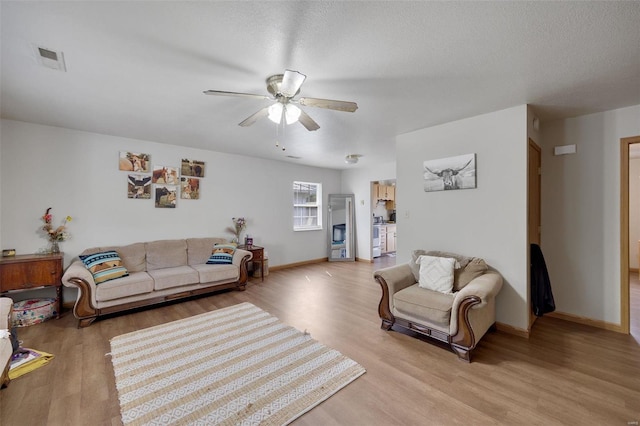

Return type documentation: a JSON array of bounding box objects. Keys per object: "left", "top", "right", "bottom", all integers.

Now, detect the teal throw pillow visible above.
[
  {"left": 79, "top": 250, "right": 129, "bottom": 284},
  {"left": 206, "top": 244, "right": 236, "bottom": 265}
]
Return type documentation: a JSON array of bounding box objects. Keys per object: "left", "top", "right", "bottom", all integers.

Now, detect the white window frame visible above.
[{"left": 293, "top": 181, "right": 323, "bottom": 231}]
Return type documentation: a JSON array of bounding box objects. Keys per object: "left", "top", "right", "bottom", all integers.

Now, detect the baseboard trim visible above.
[
  {"left": 495, "top": 322, "right": 530, "bottom": 339},
  {"left": 545, "top": 311, "right": 624, "bottom": 333},
  {"left": 268, "top": 257, "right": 327, "bottom": 272}
]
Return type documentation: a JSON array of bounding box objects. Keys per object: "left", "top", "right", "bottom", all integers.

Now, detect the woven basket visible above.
[{"left": 11, "top": 298, "right": 57, "bottom": 327}]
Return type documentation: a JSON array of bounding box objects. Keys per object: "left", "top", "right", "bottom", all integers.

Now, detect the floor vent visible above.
[{"left": 32, "top": 44, "right": 67, "bottom": 72}]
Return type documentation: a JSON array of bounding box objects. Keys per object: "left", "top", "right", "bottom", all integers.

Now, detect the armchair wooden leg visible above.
[
  {"left": 381, "top": 319, "right": 393, "bottom": 330},
  {"left": 451, "top": 345, "right": 471, "bottom": 362},
  {"left": 77, "top": 317, "right": 97, "bottom": 328}
]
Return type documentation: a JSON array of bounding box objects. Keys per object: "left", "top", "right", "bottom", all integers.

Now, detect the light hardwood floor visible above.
[{"left": 1, "top": 258, "right": 639, "bottom": 425}]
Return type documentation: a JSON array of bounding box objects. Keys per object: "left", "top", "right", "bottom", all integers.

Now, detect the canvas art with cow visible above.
[{"left": 423, "top": 153, "right": 476, "bottom": 192}]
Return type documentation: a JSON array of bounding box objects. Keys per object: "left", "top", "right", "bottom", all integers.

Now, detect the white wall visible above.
[
  {"left": 541, "top": 105, "right": 640, "bottom": 325},
  {"left": 630, "top": 158, "right": 640, "bottom": 269},
  {"left": 0, "top": 120, "right": 3, "bottom": 251},
  {"left": 341, "top": 161, "right": 396, "bottom": 260},
  {"left": 0, "top": 120, "right": 342, "bottom": 271},
  {"left": 396, "top": 105, "right": 529, "bottom": 330}
]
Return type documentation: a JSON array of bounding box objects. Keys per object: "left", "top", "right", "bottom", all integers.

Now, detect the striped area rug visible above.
[{"left": 110, "top": 302, "right": 366, "bottom": 425}]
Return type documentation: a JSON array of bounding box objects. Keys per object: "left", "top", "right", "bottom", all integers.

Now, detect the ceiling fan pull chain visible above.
[{"left": 281, "top": 119, "right": 286, "bottom": 151}]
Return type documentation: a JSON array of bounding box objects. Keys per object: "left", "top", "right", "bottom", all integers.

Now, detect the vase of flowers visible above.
[
  {"left": 226, "top": 217, "right": 246, "bottom": 245},
  {"left": 41, "top": 207, "right": 72, "bottom": 253}
]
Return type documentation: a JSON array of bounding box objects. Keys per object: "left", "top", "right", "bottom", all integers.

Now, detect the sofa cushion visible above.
[
  {"left": 147, "top": 266, "right": 199, "bottom": 291},
  {"left": 79, "top": 251, "right": 129, "bottom": 284},
  {"left": 410, "top": 250, "right": 485, "bottom": 290},
  {"left": 417, "top": 255, "right": 455, "bottom": 293},
  {"left": 95, "top": 272, "right": 154, "bottom": 302},
  {"left": 394, "top": 284, "right": 454, "bottom": 326},
  {"left": 206, "top": 244, "right": 236, "bottom": 265},
  {"left": 192, "top": 263, "right": 239, "bottom": 283},
  {"left": 455, "top": 258, "right": 488, "bottom": 291},
  {"left": 146, "top": 240, "right": 187, "bottom": 271},
  {"left": 99, "top": 243, "right": 146, "bottom": 273},
  {"left": 187, "top": 237, "right": 227, "bottom": 265}
]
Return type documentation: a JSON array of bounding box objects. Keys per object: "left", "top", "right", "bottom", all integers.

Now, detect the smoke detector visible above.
[
  {"left": 344, "top": 154, "right": 362, "bottom": 164},
  {"left": 32, "top": 44, "right": 67, "bottom": 72}
]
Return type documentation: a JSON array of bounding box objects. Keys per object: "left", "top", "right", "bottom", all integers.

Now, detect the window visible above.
[{"left": 293, "top": 181, "right": 322, "bottom": 231}]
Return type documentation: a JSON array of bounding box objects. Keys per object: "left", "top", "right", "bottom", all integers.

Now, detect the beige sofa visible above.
[
  {"left": 1, "top": 297, "right": 13, "bottom": 388},
  {"left": 374, "top": 250, "right": 503, "bottom": 362},
  {"left": 62, "top": 238, "right": 252, "bottom": 327}
]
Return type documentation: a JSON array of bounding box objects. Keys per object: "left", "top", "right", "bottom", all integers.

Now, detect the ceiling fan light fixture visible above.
[
  {"left": 267, "top": 103, "right": 301, "bottom": 125},
  {"left": 345, "top": 154, "right": 361, "bottom": 164},
  {"left": 268, "top": 103, "right": 283, "bottom": 124},
  {"left": 284, "top": 104, "right": 301, "bottom": 124}
]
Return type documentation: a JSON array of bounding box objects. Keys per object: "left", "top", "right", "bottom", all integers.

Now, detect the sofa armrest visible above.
[
  {"left": 0, "top": 298, "right": 12, "bottom": 330},
  {"left": 232, "top": 248, "right": 252, "bottom": 285},
  {"left": 373, "top": 263, "right": 415, "bottom": 296},
  {"left": 232, "top": 248, "right": 252, "bottom": 266},
  {"left": 452, "top": 271, "right": 503, "bottom": 311},
  {"left": 373, "top": 263, "right": 416, "bottom": 325},
  {"left": 449, "top": 271, "right": 503, "bottom": 353},
  {"left": 61, "top": 260, "right": 99, "bottom": 322},
  {"left": 62, "top": 260, "right": 96, "bottom": 289}
]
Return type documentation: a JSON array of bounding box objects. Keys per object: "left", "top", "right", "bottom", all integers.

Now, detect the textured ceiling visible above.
[{"left": 1, "top": 1, "right": 639, "bottom": 169}]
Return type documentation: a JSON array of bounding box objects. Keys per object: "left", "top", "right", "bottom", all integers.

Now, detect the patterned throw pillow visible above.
[
  {"left": 206, "top": 244, "right": 236, "bottom": 265},
  {"left": 416, "top": 255, "right": 456, "bottom": 294},
  {"left": 79, "top": 250, "right": 129, "bottom": 284}
]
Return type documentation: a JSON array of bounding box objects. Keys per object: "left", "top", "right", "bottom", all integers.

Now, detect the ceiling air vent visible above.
[{"left": 32, "top": 44, "right": 67, "bottom": 72}]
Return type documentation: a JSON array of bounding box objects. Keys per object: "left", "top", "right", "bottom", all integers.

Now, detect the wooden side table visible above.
[
  {"left": 237, "top": 245, "right": 264, "bottom": 282},
  {"left": 0, "top": 253, "right": 64, "bottom": 318}
]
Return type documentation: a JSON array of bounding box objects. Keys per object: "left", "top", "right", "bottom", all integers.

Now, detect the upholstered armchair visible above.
[{"left": 374, "top": 250, "right": 503, "bottom": 362}]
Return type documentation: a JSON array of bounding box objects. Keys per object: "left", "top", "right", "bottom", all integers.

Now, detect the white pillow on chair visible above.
[{"left": 417, "top": 255, "right": 456, "bottom": 293}]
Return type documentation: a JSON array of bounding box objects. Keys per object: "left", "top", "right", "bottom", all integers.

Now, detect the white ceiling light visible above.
[
  {"left": 267, "top": 103, "right": 301, "bottom": 125},
  {"left": 345, "top": 154, "right": 361, "bottom": 164}
]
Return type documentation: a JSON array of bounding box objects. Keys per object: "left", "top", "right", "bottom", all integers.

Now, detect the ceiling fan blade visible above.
[
  {"left": 279, "top": 70, "right": 306, "bottom": 98},
  {"left": 203, "top": 90, "right": 270, "bottom": 101},
  {"left": 238, "top": 106, "right": 270, "bottom": 127},
  {"left": 298, "top": 109, "right": 320, "bottom": 131},
  {"left": 298, "top": 97, "right": 358, "bottom": 112}
]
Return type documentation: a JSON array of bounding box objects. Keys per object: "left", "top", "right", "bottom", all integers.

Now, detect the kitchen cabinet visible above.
[
  {"left": 385, "top": 224, "right": 396, "bottom": 253},
  {"left": 374, "top": 184, "right": 396, "bottom": 201}
]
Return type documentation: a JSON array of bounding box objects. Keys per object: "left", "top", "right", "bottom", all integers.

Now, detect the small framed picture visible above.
[
  {"left": 180, "top": 177, "right": 200, "bottom": 200},
  {"left": 155, "top": 185, "right": 178, "bottom": 208},
  {"left": 127, "top": 174, "right": 151, "bottom": 199},
  {"left": 152, "top": 166, "right": 179, "bottom": 184},
  {"left": 181, "top": 158, "right": 205, "bottom": 177},
  {"left": 119, "top": 151, "right": 150, "bottom": 173}
]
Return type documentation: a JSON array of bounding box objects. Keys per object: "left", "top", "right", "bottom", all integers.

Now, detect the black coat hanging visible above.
[{"left": 530, "top": 243, "right": 556, "bottom": 316}]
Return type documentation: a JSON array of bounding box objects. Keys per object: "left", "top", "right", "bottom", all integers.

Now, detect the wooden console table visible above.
[
  {"left": 0, "top": 253, "right": 64, "bottom": 318},
  {"left": 237, "top": 245, "right": 264, "bottom": 282}
]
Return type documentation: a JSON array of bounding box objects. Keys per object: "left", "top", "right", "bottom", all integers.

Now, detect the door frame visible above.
[
  {"left": 620, "top": 135, "right": 640, "bottom": 335},
  {"left": 528, "top": 138, "right": 542, "bottom": 329}
]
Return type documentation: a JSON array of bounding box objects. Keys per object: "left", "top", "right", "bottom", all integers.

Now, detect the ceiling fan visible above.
[{"left": 203, "top": 70, "right": 358, "bottom": 131}]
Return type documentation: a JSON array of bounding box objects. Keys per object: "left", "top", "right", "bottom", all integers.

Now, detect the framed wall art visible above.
[
  {"left": 423, "top": 153, "right": 476, "bottom": 192},
  {"left": 119, "top": 151, "right": 150, "bottom": 173},
  {"left": 152, "top": 165, "right": 179, "bottom": 185},
  {"left": 155, "top": 185, "right": 178, "bottom": 208},
  {"left": 180, "top": 177, "right": 200, "bottom": 200},
  {"left": 181, "top": 158, "right": 205, "bottom": 178},
  {"left": 127, "top": 174, "right": 151, "bottom": 199}
]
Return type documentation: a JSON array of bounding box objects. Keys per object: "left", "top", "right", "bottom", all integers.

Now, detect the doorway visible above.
[
  {"left": 528, "top": 139, "right": 541, "bottom": 329},
  {"left": 621, "top": 135, "right": 640, "bottom": 340}
]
